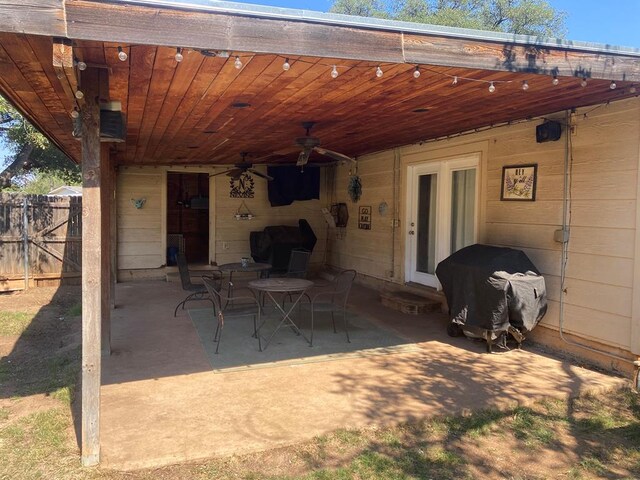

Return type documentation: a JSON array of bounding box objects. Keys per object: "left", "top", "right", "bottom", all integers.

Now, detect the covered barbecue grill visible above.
[{"left": 435, "top": 244, "right": 547, "bottom": 351}]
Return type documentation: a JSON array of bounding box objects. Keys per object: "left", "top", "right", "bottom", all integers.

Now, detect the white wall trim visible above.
[{"left": 631, "top": 102, "right": 640, "bottom": 356}]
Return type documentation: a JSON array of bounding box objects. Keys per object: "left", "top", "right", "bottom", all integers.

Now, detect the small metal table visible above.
[{"left": 248, "top": 278, "right": 314, "bottom": 351}]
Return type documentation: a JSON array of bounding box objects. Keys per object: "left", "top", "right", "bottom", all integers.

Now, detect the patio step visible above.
[{"left": 379, "top": 290, "right": 441, "bottom": 315}]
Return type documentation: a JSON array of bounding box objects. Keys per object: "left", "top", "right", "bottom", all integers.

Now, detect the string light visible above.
[
  {"left": 282, "top": 58, "right": 290, "bottom": 71},
  {"left": 581, "top": 77, "right": 588, "bottom": 87},
  {"left": 521, "top": 80, "right": 529, "bottom": 91},
  {"left": 452, "top": 76, "right": 458, "bottom": 85},
  {"left": 610, "top": 80, "right": 617, "bottom": 90},
  {"left": 234, "top": 56, "right": 243, "bottom": 69},
  {"left": 331, "top": 65, "right": 338, "bottom": 78},
  {"left": 70, "top": 110, "right": 79, "bottom": 119},
  {"left": 552, "top": 75, "right": 559, "bottom": 86},
  {"left": 75, "top": 60, "right": 87, "bottom": 71},
  {"left": 488, "top": 82, "right": 496, "bottom": 93},
  {"left": 175, "top": 47, "right": 183, "bottom": 63},
  {"left": 413, "top": 66, "right": 420, "bottom": 78},
  {"left": 117, "top": 46, "right": 127, "bottom": 62},
  {"left": 375, "top": 66, "right": 383, "bottom": 78},
  {"left": 75, "top": 90, "right": 84, "bottom": 99}
]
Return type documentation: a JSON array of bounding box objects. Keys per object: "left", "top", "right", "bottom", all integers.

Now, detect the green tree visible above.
[
  {"left": 330, "top": 0, "right": 566, "bottom": 37},
  {"left": 0, "top": 95, "right": 80, "bottom": 190}
]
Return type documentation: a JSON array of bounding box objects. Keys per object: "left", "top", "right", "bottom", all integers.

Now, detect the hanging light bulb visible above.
[
  {"left": 75, "top": 90, "right": 84, "bottom": 99},
  {"left": 234, "top": 56, "right": 243, "bottom": 69},
  {"left": 581, "top": 77, "right": 588, "bottom": 87},
  {"left": 488, "top": 82, "right": 496, "bottom": 93},
  {"left": 117, "top": 46, "right": 127, "bottom": 62},
  {"left": 452, "top": 76, "right": 458, "bottom": 86},
  {"left": 552, "top": 75, "right": 559, "bottom": 86},
  {"left": 70, "top": 109, "right": 79, "bottom": 119},
  {"left": 521, "top": 80, "right": 529, "bottom": 91},
  {"left": 282, "top": 58, "right": 290, "bottom": 71},
  {"left": 610, "top": 80, "right": 617, "bottom": 90},
  {"left": 413, "top": 66, "right": 420, "bottom": 79},
  {"left": 375, "top": 66, "right": 383, "bottom": 78},
  {"left": 76, "top": 60, "right": 87, "bottom": 71},
  {"left": 331, "top": 65, "right": 338, "bottom": 78},
  {"left": 175, "top": 47, "right": 183, "bottom": 63}
]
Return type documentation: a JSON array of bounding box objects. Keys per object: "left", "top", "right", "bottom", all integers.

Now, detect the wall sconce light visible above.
[{"left": 130, "top": 198, "right": 146, "bottom": 209}]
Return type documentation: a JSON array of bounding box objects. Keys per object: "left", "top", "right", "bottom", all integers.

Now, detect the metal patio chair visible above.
[
  {"left": 173, "top": 253, "right": 219, "bottom": 316},
  {"left": 202, "top": 275, "right": 262, "bottom": 353},
  {"left": 279, "top": 248, "right": 312, "bottom": 306},
  {"left": 308, "top": 269, "right": 357, "bottom": 346}
]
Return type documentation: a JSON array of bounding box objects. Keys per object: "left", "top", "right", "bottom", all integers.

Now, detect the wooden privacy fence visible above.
[{"left": 0, "top": 193, "right": 82, "bottom": 291}]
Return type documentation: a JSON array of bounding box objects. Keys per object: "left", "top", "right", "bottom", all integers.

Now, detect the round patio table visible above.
[{"left": 248, "top": 278, "right": 314, "bottom": 351}]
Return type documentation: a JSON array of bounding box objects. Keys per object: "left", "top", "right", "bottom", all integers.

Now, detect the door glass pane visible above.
[
  {"left": 450, "top": 168, "right": 476, "bottom": 253},
  {"left": 416, "top": 174, "right": 437, "bottom": 274}
]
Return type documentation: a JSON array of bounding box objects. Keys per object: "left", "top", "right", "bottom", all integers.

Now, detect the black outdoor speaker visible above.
[{"left": 536, "top": 120, "right": 562, "bottom": 143}]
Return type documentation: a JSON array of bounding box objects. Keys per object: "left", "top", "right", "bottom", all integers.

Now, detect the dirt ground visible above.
[{"left": 1, "top": 286, "right": 639, "bottom": 479}]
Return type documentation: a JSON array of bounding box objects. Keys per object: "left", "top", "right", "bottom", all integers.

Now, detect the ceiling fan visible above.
[
  {"left": 209, "top": 153, "right": 274, "bottom": 181},
  {"left": 294, "top": 121, "right": 356, "bottom": 167}
]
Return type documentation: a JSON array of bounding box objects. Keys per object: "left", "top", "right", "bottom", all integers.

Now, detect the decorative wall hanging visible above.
[
  {"left": 501, "top": 164, "right": 537, "bottom": 201},
  {"left": 358, "top": 206, "right": 372, "bottom": 230},
  {"left": 130, "top": 198, "right": 146, "bottom": 209},
  {"left": 229, "top": 172, "right": 255, "bottom": 198},
  {"left": 347, "top": 175, "right": 362, "bottom": 203},
  {"left": 234, "top": 200, "right": 254, "bottom": 220}
]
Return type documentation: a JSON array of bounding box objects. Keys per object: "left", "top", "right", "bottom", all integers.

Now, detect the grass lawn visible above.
[{"left": 1, "top": 287, "right": 639, "bottom": 479}]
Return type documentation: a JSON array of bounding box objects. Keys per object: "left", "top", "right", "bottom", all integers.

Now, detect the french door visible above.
[{"left": 405, "top": 155, "right": 479, "bottom": 287}]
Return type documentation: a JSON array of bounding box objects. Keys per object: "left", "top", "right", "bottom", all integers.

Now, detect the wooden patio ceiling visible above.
[
  {"left": 1, "top": 33, "right": 637, "bottom": 167},
  {"left": 1, "top": 0, "right": 639, "bottom": 167}
]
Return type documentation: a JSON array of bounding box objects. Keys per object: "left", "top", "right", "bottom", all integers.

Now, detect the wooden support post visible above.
[
  {"left": 100, "top": 143, "right": 111, "bottom": 356},
  {"left": 80, "top": 68, "right": 102, "bottom": 467},
  {"left": 110, "top": 164, "right": 117, "bottom": 309}
]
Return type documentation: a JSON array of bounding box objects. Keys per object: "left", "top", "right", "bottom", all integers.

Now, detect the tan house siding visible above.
[
  {"left": 212, "top": 167, "right": 328, "bottom": 267},
  {"left": 117, "top": 169, "right": 165, "bottom": 270},
  {"left": 328, "top": 97, "right": 640, "bottom": 358},
  {"left": 117, "top": 166, "right": 327, "bottom": 274}
]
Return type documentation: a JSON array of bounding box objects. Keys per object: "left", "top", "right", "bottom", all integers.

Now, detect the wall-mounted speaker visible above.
[{"left": 536, "top": 120, "right": 562, "bottom": 143}]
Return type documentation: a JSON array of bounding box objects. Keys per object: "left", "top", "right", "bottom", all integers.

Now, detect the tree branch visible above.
[{"left": 0, "top": 143, "right": 34, "bottom": 188}]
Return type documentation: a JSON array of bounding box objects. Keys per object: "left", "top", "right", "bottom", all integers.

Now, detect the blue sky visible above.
[{"left": 2, "top": 0, "right": 639, "bottom": 167}]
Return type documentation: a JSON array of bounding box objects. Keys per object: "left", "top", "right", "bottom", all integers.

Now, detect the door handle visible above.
[{"left": 408, "top": 230, "right": 415, "bottom": 235}]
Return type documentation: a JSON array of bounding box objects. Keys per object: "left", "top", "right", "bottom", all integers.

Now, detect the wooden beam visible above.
[
  {"left": 52, "top": 38, "right": 82, "bottom": 112},
  {"left": 403, "top": 34, "right": 640, "bottom": 82},
  {"left": 61, "top": 1, "right": 640, "bottom": 82},
  {"left": 80, "top": 67, "right": 102, "bottom": 467},
  {"left": 0, "top": 0, "right": 65, "bottom": 37},
  {"left": 100, "top": 142, "right": 111, "bottom": 356},
  {"left": 65, "top": 1, "right": 402, "bottom": 62}
]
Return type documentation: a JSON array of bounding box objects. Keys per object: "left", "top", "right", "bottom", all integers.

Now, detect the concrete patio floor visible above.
[{"left": 101, "top": 279, "right": 627, "bottom": 470}]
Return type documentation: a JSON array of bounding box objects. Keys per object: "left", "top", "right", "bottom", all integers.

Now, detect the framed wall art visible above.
[{"left": 501, "top": 164, "right": 537, "bottom": 201}]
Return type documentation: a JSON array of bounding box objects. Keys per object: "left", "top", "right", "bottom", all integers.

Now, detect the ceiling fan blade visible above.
[
  {"left": 296, "top": 147, "right": 312, "bottom": 167},
  {"left": 209, "top": 169, "right": 235, "bottom": 178},
  {"left": 248, "top": 168, "right": 274, "bottom": 181},
  {"left": 314, "top": 147, "right": 355, "bottom": 164},
  {"left": 226, "top": 168, "right": 244, "bottom": 178}
]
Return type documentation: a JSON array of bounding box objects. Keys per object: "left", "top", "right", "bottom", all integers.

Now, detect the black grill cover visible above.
[
  {"left": 435, "top": 244, "right": 547, "bottom": 335},
  {"left": 249, "top": 219, "right": 317, "bottom": 272}
]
